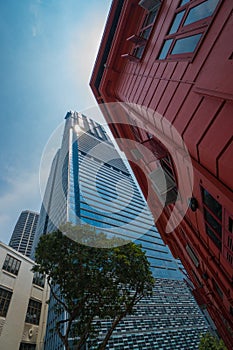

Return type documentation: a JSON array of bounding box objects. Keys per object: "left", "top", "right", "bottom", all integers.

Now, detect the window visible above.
[
  {"left": 186, "top": 244, "right": 199, "bottom": 267},
  {"left": 130, "top": 3, "right": 161, "bottom": 59},
  {"left": 2, "top": 254, "right": 21, "bottom": 275},
  {"left": 0, "top": 287, "right": 12, "bottom": 317},
  {"left": 230, "top": 306, "right": 233, "bottom": 317},
  {"left": 25, "top": 299, "right": 42, "bottom": 325},
  {"left": 225, "top": 216, "right": 233, "bottom": 266},
  {"left": 158, "top": 0, "right": 220, "bottom": 60},
  {"left": 33, "top": 272, "right": 45, "bottom": 288},
  {"left": 201, "top": 187, "right": 222, "bottom": 250},
  {"left": 212, "top": 278, "right": 223, "bottom": 299},
  {"left": 149, "top": 160, "right": 178, "bottom": 206},
  {"left": 19, "top": 344, "right": 36, "bottom": 350},
  {"left": 192, "top": 269, "right": 202, "bottom": 287},
  {"left": 202, "top": 188, "right": 222, "bottom": 220},
  {"left": 228, "top": 217, "right": 233, "bottom": 234}
]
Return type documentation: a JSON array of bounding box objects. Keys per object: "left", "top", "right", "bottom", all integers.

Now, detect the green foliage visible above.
[
  {"left": 199, "top": 332, "right": 227, "bottom": 350},
  {"left": 33, "top": 223, "right": 154, "bottom": 350}
]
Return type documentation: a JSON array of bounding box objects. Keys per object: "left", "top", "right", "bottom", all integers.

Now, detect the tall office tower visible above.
[
  {"left": 9, "top": 210, "right": 39, "bottom": 258},
  {"left": 33, "top": 111, "right": 209, "bottom": 349}
]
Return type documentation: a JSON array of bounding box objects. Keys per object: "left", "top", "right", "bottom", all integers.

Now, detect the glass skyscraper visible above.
[
  {"left": 33, "top": 111, "right": 209, "bottom": 349},
  {"left": 9, "top": 210, "right": 39, "bottom": 257}
]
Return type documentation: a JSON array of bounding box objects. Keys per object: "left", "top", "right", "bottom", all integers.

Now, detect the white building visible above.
[{"left": 0, "top": 242, "right": 49, "bottom": 350}]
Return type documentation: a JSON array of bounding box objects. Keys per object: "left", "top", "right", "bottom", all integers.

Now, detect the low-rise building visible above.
[{"left": 0, "top": 242, "right": 49, "bottom": 350}]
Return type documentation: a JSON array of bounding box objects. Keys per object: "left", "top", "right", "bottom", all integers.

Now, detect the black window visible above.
[
  {"left": 2, "top": 254, "right": 21, "bottom": 276},
  {"left": 25, "top": 299, "right": 42, "bottom": 325},
  {"left": 19, "top": 344, "right": 36, "bottom": 350},
  {"left": 201, "top": 187, "right": 222, "bottom": 250},
  {"left": 202, "top": 188, "right": 222, "bottom": 220},
  {"left": 0, "top": 287, "right": 12, "bottom": 317},
  {"left": 212, "top": 279, "right": 223, "bottom": 299},
  {"left": 158, "top": 0, "right": 220, "bottom": 60},
  {"left": 205, "top": 225, "right": 221, "bottom": 250},
  {"left": 230, "top": 306, "right": 233, "bottom": 316},
  {"left": 32, "top": 272, "right": 45, "bottom": 288},
  {"left": 228, "top": 217, "right": 233, "bottom": 234}
]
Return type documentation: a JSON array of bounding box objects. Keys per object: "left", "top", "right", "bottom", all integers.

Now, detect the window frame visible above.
[
  {"left": 19, "top": 343, "right": 36, "bottom": 350},
  {"left": 158, "top": 0, "right": 221, "bottom": 61},
  {"left": 0, "top": 286, "right": 13, "bottom": 318},
  {"left": 2, "top": 254, "right": 21, "bottom": 276},
  {"left": 224, "top": 213, "right": 233, "bottom": 266},
  {"left": 212, "top": 278, "right": 223, "bottom": 300},
  {"left": 25, "top": 298, "right": 42, "bottom": 325},
  {"left": 201, "top": 187, "right": 222, "bottom": 250},
  {"left": 32, "top": 271, "right": 45, "bottom": 289},
  {"left": 129, "top": 3, "right": 162, "bottom": 60}
]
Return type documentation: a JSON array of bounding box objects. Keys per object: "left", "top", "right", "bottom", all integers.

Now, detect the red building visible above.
[{"left": 90, "top": 0, "right": 233, "bottom": 348}]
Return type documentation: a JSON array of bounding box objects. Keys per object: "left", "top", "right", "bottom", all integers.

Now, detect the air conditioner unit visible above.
[{"left": 138, "top": 0, "right": 161, "bottom": 12}]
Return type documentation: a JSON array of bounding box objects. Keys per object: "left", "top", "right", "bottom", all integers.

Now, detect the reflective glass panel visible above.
[
  {"left": 134, "top": 46, "right": 145, "bottom": 59},
  {"left": 141, "top": 27, "right": 152, "bottom": 39},
  {"left": 206, "top": 225, "right": 222, "bottom": 249},
  {"left": 143, "top": 8, "right": 158, "bottom": 27},
  {"left": 184, "top": 0, "right": 219, "bottom": 26},
  {"left": 180, "top": 0, "right": 190, "bottom": 5},
  {"left": 202, "top": 188, "right": 222, "bottom": 220},
  {"left": 169, "top": 10, "right": 185, "bottom": 34},
  {"left": 171, "top": 33, "right": 202, "bottom": 54},
  {"left": 159, "top": 39, "right": 172, "bottom": 59},
  {"left": 204, "top": 208, "right": 222, "bottom": 236}
]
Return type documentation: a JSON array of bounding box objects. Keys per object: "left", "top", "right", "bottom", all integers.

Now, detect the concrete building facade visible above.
[{"left": 0, "top": 242, "right": 49, "bottom": 350}]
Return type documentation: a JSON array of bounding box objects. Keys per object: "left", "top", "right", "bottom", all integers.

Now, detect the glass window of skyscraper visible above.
[{"left": 9, "top": 210, "right": 39, "bottom": 257}]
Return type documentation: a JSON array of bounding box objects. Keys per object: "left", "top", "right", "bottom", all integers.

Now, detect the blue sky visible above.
[{"left": 0, "top": 0, "right": 112, "bottom": 244}]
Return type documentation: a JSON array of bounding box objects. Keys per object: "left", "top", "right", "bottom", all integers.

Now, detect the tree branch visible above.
[{"left": 47, "top": 278, "right": 68, "bottom": 312}]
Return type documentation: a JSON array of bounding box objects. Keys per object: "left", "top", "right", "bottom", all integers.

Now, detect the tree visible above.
[
  {"left": 33, "top": 223, "right": 154, "bottom": 350},
  {"left": 199, "top": 332, "right": 227, "bottom": 350}
]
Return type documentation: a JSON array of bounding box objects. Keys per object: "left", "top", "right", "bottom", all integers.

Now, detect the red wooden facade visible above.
[{"left": 90, "top": 0, "right": 233, "bottom": 347}]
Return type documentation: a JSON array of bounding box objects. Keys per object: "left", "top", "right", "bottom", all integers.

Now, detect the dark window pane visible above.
[
  {"left": 141, "top": 27, "right": 152, "bottom": 39},
  {"left": 133, "top": 46, "right": 145, "bottom": 59},
  {"left": 19, "top": 344, "right": 36, "bottom": 350},
  {"left": 2, "top": 254, "right": 21, "bottom": 276},
  {"left": 171, "top": 33, "right": 202, "bottom": 54},
  {"left": 0, "top": 287, "right": 12, "bottom": 317},
  {"left": 228, "top": 217, "right": 233, "bottom": 233},
  {"left": 159, "top": 39, "right": 173, "bottom": 59},
  {"left": 25, "top": 299, "right": 42, "bottom": 325},
  {"left": 230, "top": 306, "right": 233, "bottom": 316},
  {"left": 204, "top": 208, "right": 222, "bottom": 236},
  {"left": 212, "top": 279, "right": 223, "bottom": 299},
  {"left": 184, "top": 0, "right": 219, "bottom": 26},
  {"left": 206, "top": 225, "right": 222, "bottom": 250},
  {"left": 33, "top": 272, "right": 45, "bottom": 288},
  {"left": 169, "top": 10, "right": 185, "bottom": 34},
  {"left": 143, "top": 8, "right": 158, "bottom": 27},
  {"left": 202, "top": 188, "right": 222, "bottom": 220}
]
